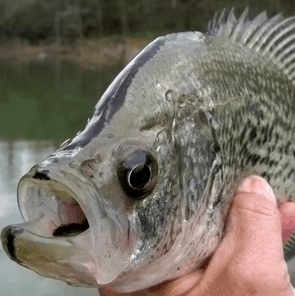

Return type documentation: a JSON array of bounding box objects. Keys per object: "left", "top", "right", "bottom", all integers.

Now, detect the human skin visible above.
[{"left": 100, "top": 176, "right": 295, "bottom": 296}]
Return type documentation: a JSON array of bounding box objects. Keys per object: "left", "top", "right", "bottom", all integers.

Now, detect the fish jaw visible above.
[
  {"left": 1, "top": 223, "right": 97, "bottom": 287},
  {"left": 1, "top": 165, "right": 131, "bottom": 287}
]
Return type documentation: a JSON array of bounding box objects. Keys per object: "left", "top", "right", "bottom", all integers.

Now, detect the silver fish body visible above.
[{"left": 2, "top": 8, "right": 295, "bottom": 292}]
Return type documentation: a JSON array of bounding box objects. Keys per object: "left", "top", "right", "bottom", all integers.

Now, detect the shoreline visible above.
[{"left": 0, "top": 37, "right": 148, "bottom": 70}]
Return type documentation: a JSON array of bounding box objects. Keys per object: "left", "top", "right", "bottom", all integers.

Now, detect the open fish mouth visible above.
[
  {"left": 18, "top": 169, "right": 90, "bottom": 238},
  {"left": 1, "top": 169, "right": 97, "bottom": 287}
]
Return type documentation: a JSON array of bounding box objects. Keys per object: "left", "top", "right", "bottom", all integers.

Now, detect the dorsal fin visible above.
[{"left": 208, "top": 8, "right": 295, "bottom": 83}]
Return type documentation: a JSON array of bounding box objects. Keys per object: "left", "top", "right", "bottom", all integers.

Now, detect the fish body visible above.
[{"left": 2, "top": 8, "right": 295, "bottom": 293}]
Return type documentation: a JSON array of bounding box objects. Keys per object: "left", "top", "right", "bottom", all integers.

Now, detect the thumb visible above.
[
  {"left": 233, "top": 175, "right": 281, "bottom": 262},
  {"left": 225, "top": 175, "right": 292, "bottom": 294}
]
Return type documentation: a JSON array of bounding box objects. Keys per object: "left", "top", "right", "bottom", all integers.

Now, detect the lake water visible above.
[{"left": 1, "top": 58, "right": 295, "bottom": 296}]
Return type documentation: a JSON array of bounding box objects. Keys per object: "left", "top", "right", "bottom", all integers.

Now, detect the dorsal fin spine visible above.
[
  {"left": 241, "top": 11, "right": 268, "bottom": 45},
  {"left": 231, "top": 7, "right": 249, "bottom": 42},
  {"left": 271, "top": 31, "right": 295, "bottom": 61},
  {"left": 224, "top": 8, "right": 237, "bottom": 38},
  {"left": 251, "top": 17, "right": 291, "bottom": 53},
  {"left": 276, "top": 43, "right": 295, "bottom": 68},
  {"left": 261, "top": 17, "right": 295, "bottom": 56},
  {"left": 217, "top": 9, "right": 226, "bottom": 27},
  {"left": 246, "top": 13, "right": 281, "bottom": 49},
  {"left": 210, "top": 8, "right": 295, "bottom": 84}
]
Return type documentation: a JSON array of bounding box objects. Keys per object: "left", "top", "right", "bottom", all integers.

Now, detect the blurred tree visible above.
[
  {"left": 95, "top": 0, "right": 103, "bottom": 37},
  {"left": 1, "top": 0, "right": 295, "bottom": 44},
  {"left": 117, "top": 0, "right": 128, "bottom": 36}
]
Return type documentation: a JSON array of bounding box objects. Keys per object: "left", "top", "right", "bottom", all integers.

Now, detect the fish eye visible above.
[
  {"left": 128, "top": 164, "right": 151, "bottom": 190},
  {"left": 117, "top": 149, "right": 158, "bottom": 199}
]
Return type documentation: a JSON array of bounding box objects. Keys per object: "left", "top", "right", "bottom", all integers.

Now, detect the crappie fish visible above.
[{"left": 2, "top": 7, "right": 295, "bottom": 293}]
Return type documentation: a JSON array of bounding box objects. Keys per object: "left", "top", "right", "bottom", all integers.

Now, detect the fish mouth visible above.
[
  {"left": 18, "top": 169, "right": 90, "bottom": 238},
  {"left": 1, "top": 169, "right": 97, "bottom": 287}
]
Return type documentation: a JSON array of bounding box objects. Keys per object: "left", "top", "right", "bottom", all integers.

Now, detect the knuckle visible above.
[{"left": 234, "top": 192, "right": 279, "bottom": 219}]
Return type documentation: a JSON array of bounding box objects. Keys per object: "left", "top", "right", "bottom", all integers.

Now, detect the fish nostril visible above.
[
  {"left": 32, "top": 170, "right": 50, "bottom": 181},
  {"left": 1, "top": 226, "right": 23, "bottom": 263}
]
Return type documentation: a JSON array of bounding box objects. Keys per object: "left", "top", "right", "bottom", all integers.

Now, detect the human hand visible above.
[{"left": 100, "top": 176, "right": 295, "bottom": 296}]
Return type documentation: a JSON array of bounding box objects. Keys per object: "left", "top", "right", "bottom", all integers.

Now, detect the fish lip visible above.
[
  {"left": 17, "top": 167, "right": 94, "bottom": 239},
  {"left": 1, "top": 225, "right": 23, "bottom": 263}
]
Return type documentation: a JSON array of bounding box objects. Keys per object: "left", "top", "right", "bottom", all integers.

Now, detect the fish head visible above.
[{"left": 1, "top": 33, "right": 225, "bottom": 292}]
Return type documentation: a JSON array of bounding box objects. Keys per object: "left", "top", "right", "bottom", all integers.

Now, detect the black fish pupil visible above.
[{"left": 129, "top": 164, "right": 151, "bottom": 190}]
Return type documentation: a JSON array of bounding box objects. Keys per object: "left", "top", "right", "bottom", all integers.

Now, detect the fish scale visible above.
[{"left": 2, "top": 7, "right": 295, "bottom": 293}]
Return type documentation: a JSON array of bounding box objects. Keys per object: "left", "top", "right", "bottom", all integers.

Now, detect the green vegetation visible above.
[
  {"left": 0, "top": 59, "right": 122, "bottom": 140},
  {"left": 1, "top": 0, "right": 295, "bottom": 44}
]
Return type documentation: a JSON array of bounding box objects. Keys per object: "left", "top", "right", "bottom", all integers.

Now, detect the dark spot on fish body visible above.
[
  {"left": 212, "top": 191, "right": 222, "bottom": 208},
  {"left": 213, "top": 142, "right": 220, "bottom": 153},
  {"left": 285, "top": 141, "right": 291, "bottom": 155},
  {"left": 264, "top": 155, "right": 270, "bottom": 165},
  {"left": 275, "top": 133, "right": 279, "bottom": 146},
  {"left": 161, "top": 243, "right": 169, "bottom": 256},
  {"left": 265, "top": 124, "right": 269, "bottom": 139},
  {"left": 127, "top": 220, "right": 130, "bottom": 244},
  {"left": 240, "top": 142, "right": 249, "bottom": 159},
  {"left": 245, "top": 153, "right": 253, "bottom": 166},
  {"left": 259, "top": 156, "right": 266, "bottom": 165},
  {"left": 268, "top": 160, "right": 278, "bottom": 168},
  {"left": 249, "top": 127, "right": 257, "bottom": 141},
  {"left": 262, "top": 128, "right": 268, "bottom": 145},
  {"left": 239, "top": 126, "right": 247, "bottom": 145},
  {"left": 288, "top": 169, "right": 295, "bottom": 179},
  {"left": 268, "top": 124, "right": 274, "bottom": 141},
  {"left": 251, "top": 154, "right": 260, "bottom": 166},
  {"left": 274, "top": 170, "right": 283, "bottom": 181},
  {"left": 62, "top": 39, "right": 166, "bottom": 151},
  {"left": 261, "top": 171, "right": 271, "bottom": 182},
  {"left": 279, "top": 146, "right": 284, "bottom": 154},
  {"left": 261, "top": 125, "right": 265, "bottom": 135},
  {"left": 212, "top": 163, "right": 222, "bottom": 176},
  {"left": 32, "top": 170, "right": 50, "bottom": 180}
]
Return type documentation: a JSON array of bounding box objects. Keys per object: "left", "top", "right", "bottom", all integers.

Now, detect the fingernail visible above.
[{"left": 238, "top": 175, "right": 277, "bottom": 205}]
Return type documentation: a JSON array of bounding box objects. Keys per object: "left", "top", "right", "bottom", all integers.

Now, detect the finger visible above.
[
  {"left": 207, "top": 176, "right": 281, "bottom": 267},
  {"left": 226, "top": 176, "right": 291, "bottom": 293},
  {"left": 232, "top": 176, "right": 282, "bottom": 260},
  {"left": 199, "top": 176, "right": 292, "bottom": 296},
  {"left": 279, "top": 202, "right": 295, "bottom": 241}
]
